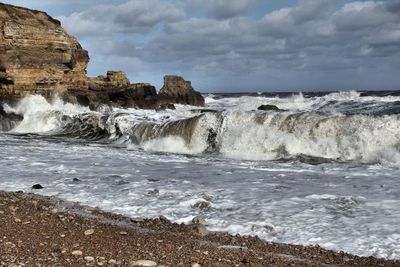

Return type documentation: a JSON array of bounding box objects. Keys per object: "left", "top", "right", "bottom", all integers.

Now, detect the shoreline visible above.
[{"left": 0, "top": 191, "right": 398, "bottom": 267}]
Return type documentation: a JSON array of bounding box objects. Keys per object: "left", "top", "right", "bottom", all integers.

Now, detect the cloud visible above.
[
  {"left": 59, "top": 0, "right": 185, "bottom": 37},
  {"left": 5, "top": 0, "right": 400, "bottom": 91},
  {"left": 191, "top": 0, "right": 259, "bottom": 19}
]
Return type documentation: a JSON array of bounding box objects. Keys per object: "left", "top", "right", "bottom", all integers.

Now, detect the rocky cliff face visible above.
[
  {"left": 0, "top": 3, "right": 89, "bottom": 102},
  {"left": 159, "top": 75, "right": 205, "bottom": 107},
  {"left": 0, "top": 3, "right": 204, "bottom": 109}
]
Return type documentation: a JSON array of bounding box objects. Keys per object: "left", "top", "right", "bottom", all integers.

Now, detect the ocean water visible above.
[{"left": 1, "top": 91, "right": 400, "bottom": 260}]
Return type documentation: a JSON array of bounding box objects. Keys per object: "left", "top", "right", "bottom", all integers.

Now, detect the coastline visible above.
[{"left": 0, "top": 191, "right": 398, "bottom": 267}]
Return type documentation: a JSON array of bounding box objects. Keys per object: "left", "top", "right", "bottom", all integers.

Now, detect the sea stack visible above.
[{"left": 159, "top": 75, "right": 205, "bottom": 107}]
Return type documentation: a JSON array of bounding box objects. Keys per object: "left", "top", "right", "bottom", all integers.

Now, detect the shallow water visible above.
[{"left": 1, "top": 91, "right": 400, "bottom": 259}]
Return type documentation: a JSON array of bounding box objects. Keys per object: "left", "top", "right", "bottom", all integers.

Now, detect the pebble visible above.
[
  {"left": 108, "top": 259, "right": 117, "bottom": 264},
  {"left": 84, "top": 256, "right": 95, "bottom": 262},
  {"left": 192, "top": 264, "right": 201, "bottom": 267},
  {"left": 51, "top": 208, "right": 59, "bottom": 214},
  {"left": 130, "top": 260, "right": 157, "bottom": 266},
  {"left": 14, "top": 218, "right": 22, "bottom": 223},
  {"left": 192, "top": 216, "right": 206, "bottom": 225},
  {"left": 159, "top": 215, "right": 169, "bottom": 222},
  {"left": 71, "top": 250, "right": 83, "bottom": 256},
  {"left": 84, "top": 229, "right": 95, "bottom": 236},
  {"left": 119, "top": 231, "right": 128, "bottom": 235}
]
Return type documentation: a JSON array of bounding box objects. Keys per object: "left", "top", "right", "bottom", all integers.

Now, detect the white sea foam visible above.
[{"left": 4, "top": 95, "right": 89, "bottom": 133}]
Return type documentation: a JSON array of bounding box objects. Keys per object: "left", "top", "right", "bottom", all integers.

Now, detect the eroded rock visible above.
[
  {"left": 0, "top": 3, "right": 89, "bottom": 102},
  {"left": 159, "top": 75, "right": 205, "bottom": 107}
]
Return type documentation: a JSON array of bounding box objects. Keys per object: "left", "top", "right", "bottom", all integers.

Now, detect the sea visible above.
[{"left": 1, "top": 90, "right": 400, "bottom": 260}]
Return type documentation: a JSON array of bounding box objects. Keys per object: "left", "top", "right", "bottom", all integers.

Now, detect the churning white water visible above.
[{"left": 1, "top": 92, "right": 400, "bottom": 260}]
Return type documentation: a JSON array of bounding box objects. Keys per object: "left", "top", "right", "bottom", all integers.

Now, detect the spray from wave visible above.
[{"left": 2, "top": 94, "right": 400, "bottom": 166}]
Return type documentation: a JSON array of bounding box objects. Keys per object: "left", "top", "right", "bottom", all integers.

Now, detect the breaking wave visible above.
[{"left": 3, "top": 94, "right": 400, "bottom": 165}]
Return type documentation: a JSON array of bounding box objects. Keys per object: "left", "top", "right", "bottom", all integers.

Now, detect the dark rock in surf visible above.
[
  {"left": 32, "top": 184, "right": 44, "bottom": 190},
  {"left": 192, "top": 201, "right": 212, "bottom": 211},
  {"left": 157, "top": 103, "right": 176, "bottom": 110},
  {"left": 257, "top": 104, "right": 281, "bottom": 111},
  {"left": 159, "top": 75, "right": 205, "bottom": 107},
  {"left": 0, "top": 105, "right": 22, "bottom": 131}
]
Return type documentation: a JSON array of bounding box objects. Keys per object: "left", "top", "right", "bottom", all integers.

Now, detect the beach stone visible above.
[
  {"left": 108, "top": 259, "right": 117, "bottom": 264},
  {"left": 159, "top": 215, "right": 169, "bottom": 222},
  {"left": 84, "top": 256, "right": 95, "bottom": 262},
  {"left": 32, "top": 184, "right": 44, "bottom": 190},
  {"left": 51, "top": 208, "right": 59, "bottom": 214},
  {"left": 72, "top": 250, "right": 83, "bottom": 256},
  {"left": 191, "top": 263, "right": 201, "bottom": 267},
  {"left": 195, "top": 224, "right": 208, "bottom": 237},
  {"left": 131, "top": 217, "right": 145, "bottom": 223},
  {"left": 84, "top": 229, "right": 95, "bottom": 236},
  {"left": 129, "top": 260, "right": 157, "bottom": 266},
  {"left": 192, "top": 216, "right": 207, "bottom": 225}
]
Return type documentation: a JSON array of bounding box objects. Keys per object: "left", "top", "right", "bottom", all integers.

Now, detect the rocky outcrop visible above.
[
  {"left": 0, "top": 105, "right": 22, "bottom": 131},
  {"left": 68, "top": 71, "right": 158, "bottom": 109},
  {"left": 159, "top": 75, "right": 205, "bottom": 107},
  {"left": 257, "top": 104, "right": 281, "bottom": 111},
  {"left": 0, "top": 4, "right": 204, "bottom": 110},
  {"left": 0, "top": 3, "right": 89, "bottom": 102}
]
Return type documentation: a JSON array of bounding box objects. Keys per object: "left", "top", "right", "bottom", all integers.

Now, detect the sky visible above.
[{"left": 3, "top": 0, "right": 400, "bottom": 92}]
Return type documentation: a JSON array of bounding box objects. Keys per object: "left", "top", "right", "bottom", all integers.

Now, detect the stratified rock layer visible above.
[
  {"left": 159, "top": 75, "right": 205, "bottom": 107},
  {"left": 0, "top": 3, "right": 89, "bottom": 102}
]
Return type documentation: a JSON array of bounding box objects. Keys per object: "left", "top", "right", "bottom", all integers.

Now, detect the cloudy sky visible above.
[{"left": 4, "top": 0, "right": 400, "bottom": 92}]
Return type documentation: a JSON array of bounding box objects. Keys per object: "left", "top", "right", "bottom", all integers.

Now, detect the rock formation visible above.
[
  {"left": 0, "top": 105, "right": 22, "bottom": 131},
  {"left": 70, "top": 71, "right": 158, "bottom": 109},
  {"left": 0, "top": 3, "right": 89, "bottom": 102},
  {"left": 0, "top": 3, "right": 204, "bottom": 110},
  {"left": 257, "top": 104, "right": 281, "bottom": 111},
  {"left": 159, "top": 75, "right": 205, "bottom": 107}
]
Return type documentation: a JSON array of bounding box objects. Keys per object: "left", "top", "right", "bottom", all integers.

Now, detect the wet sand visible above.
[{"left": 0, "top": 191, "right": 398, "bottom": 267}]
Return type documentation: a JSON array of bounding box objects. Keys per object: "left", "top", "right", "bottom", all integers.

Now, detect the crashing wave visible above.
[{"left": 3, "top": 94, "right": 400, "bottom": 165}]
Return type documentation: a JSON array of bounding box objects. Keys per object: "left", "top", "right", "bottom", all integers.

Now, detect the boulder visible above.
[
  {"left": 257, "top": 104, "right": 281, "bottom": 111},
  {"left": 159, "top": 75, "right": 205, "bottom": 107}
]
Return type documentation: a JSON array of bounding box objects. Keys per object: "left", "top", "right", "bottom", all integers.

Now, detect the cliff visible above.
[
  {"left": 0, "top": 3, "right": 89, "bottom": 101},
  {"left": 0, "top": 3, "right": 204, "bottom": 109}
]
